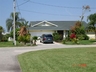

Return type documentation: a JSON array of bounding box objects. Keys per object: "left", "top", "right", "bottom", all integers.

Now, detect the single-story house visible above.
[{"left": 28, "top": 20, "right": 88, "bottom": 39}]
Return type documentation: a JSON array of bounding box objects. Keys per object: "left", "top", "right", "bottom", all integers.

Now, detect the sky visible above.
[{"left": 0, "top": 0, "right": 96, "bottom": 32}]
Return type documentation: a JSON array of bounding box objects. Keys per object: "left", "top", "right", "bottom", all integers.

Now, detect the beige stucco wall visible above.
[{"left": 87, "top": 34, "right": 95, "bottom": 39}]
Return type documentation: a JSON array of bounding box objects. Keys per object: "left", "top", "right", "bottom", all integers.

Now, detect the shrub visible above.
[
  {"left": 53, "top": 33, "right": 61, "bottom": 42},
  {"left": 70, "top": 33, "right": 76, "bottom": 39},
  {"left": 65, "top": 37, "right": 71, "bottom": 41},
  {"left": 77, "top": 35, "right": 84, "bottom": 40},
  {"left": 1, "top": 35, "right": 8, "bottom": 42},
  {"left": 32, "top": 36, "right": 38, "bottom": 40},
  {"left": 62, "top": 40, "right": 66, "bottom": 44},
  {"left": 83, "top": 35, "right": 89, "bottom": 40},
  {"left": 10, "top": 28, "right": 20, "bottom": 40},
  {"left": 18, "top": 35, "right": 24, "bottom": 42},
  {"left": 32, "top": 36, "right": 38, "bottom": 45},
  {"left": 72, "top": 38, "right": 79, "bottom": 44},
  {"left": 18, "top": 34, "right": 31, "bottom": 44}
]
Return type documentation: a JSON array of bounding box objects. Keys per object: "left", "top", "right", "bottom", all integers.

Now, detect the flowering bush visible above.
[
  {"left": 70, "top": 33, "right": 79, "bottom": 44},
  {"left": 70, "top": 33, "right": 76, "bottom": 39},
  {"left": 72, "top": 38, "right": 79, "bottom": 44}
]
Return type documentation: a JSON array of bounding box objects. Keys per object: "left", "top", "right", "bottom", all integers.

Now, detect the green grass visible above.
[
  {"left": 0, "top": 40, "right": 96, "bottom": 47},
  {"left": 0, "top": 41, "right": 14, "bottom": 47},
  {"left": 65, "top": 40, "right": 95, "bottom": 45},
  {"left": 0, "top": 41, "right": 27, "bottom": 47},
  {"left": 18, "top": 47, "right": 96, "bottom": 72}
]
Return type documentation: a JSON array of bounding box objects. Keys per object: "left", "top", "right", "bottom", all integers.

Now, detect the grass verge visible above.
[
  {"left": 18, "top": 47, "right": 96, "bottom": 72},
  {"left": 0, "top": 41, "right": 30, "bottom": 47},
  {"left": 64, "top": 40, "right": 96, "bottom": 45}
]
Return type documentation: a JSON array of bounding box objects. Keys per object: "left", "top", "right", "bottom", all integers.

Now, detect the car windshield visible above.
[{"left": 45, "top": 35, "right": 52, "bottom": 37}]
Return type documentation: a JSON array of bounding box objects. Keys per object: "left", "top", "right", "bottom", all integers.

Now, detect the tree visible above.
[
  {"left": 18, "top": 26, "right": 31, "bottom": 44},
  {"left": 87, "top": 13, "right": 96, "bottom": 39},
  {"left": 19, "top": 26, "right": 28, "bottom": 36},
  {"left": 70, "top": 21, "right": 88, "bottom": 40},
  {"left": 10, "top": 28, "right": 20, "bottom": 40},
  {"left": 20, "top": 21, "right": 29, "bottom": 33},
  {"left": 0, "top": 26, "right": 4, "bottom": 41},
  {"left": 6, "top": 12, "right": 25, "bottom": 32},
  {"left": 20, "top": 21, "right": 29, "bottom": 27}
]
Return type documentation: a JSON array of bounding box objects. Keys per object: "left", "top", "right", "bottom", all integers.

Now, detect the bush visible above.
[
  {"left": 18, "top": 34, "right": 31, "bottom": 44},
  {"left": 1, "top": 35, "right": 8, "bottom": 42},
  {"left": 77, "top": 35, "right": 84, "bottom": 40},
  {"left": 76, "top": 34, "right": 89, "bottom": 40},
  {"left": 53, "top": 33, "right": 61, "bottom": 42},
  {"left": 62, "top": 40, "right": 66, "bottom": 44},
  {"left": 65, "top": 37, "right": 71, "bottom": 41},
  {"left": 83, "top": 35, "right": 89, "bottom": 40},
  {"left": 32, "top": 36, "right": 38, "bottom": 45},
  {"left": 72, "top": 38, "right": 79, "bottom": 44},
  {"left": 10, "top": 28, "right": 20, "bottom": 40},
  {"left": 32, "top": 36, "right": 38, "bottom": 40}
]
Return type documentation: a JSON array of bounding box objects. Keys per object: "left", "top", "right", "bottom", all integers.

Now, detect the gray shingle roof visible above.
[{"left": 29, "top": 21, "right": 87, "bottom": 30}]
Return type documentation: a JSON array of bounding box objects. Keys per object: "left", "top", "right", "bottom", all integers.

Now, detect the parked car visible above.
[{"left": 40, "top": 34, "right": 53, "bottom": 43}]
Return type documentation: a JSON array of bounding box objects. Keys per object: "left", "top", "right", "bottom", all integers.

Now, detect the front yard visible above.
[
  {"left": 63, "top": 40, "right": 96, "bottom": 45},
  {"left": 18, "top": 47, "right": 96, "bottom": 72},
  {"left": 0, "top": 41, "right": 30, "bottom": 47},
  {"left": 0, "top": 40, "right": 96, "bottom": 47}
]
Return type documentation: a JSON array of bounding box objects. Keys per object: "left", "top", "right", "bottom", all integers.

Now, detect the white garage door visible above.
[{"left": 30, "top": 30, "right": 54, "bottom": 37}]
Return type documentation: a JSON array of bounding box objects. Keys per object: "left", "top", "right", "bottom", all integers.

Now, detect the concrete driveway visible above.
[{"left": 0, "top": 41, "right": 96, "bottom": 72}]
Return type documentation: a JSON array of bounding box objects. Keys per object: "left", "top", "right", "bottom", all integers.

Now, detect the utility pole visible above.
[
  {"left": 80, "top": 5, "right": 90, "bottom": 23},
  {"left": 13, "top": 0, "right": 16, "bottom": 45}
]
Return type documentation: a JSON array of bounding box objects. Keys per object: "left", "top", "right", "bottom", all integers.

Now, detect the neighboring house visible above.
[
  {"left": 87, "top": 32, "right": 96, "bottom": 39},
  {"left": 28, "top": 20, "right": 87, "bottom": 39}
]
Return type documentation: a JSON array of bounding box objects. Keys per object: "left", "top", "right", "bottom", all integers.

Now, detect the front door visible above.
[{"left": 57, "top": 30, "right": 63, "bottom": 40}]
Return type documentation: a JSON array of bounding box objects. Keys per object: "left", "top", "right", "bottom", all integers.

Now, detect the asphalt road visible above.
[{"left": 0, "top": 41, "right": 96, "bottom": 72}]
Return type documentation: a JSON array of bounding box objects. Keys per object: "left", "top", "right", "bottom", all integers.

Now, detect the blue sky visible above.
[{"left": 0, "top": 0, "right": 96, "bottom": 32}]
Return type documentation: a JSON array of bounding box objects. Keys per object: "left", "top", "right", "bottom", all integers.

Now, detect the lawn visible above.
[
  {"left": 0, "top": 40, "right": 96, "bottom": 47},
  {"left": 0, "top": 41, "right": 27, "bottom": 47},
  {"left": 64, "top": 40, "right": 96, "bottom": 45},
  {"left": 18, "top": 47, "right": 96, "bottom": 72}
]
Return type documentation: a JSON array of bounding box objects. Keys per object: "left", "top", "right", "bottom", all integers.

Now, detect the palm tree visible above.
[
  {"left": 6, "top": 12, "right": 25, "bottom": 32},
  {"left": 87, "top": 13, "right": 96, "bottom": 39},
  {"left": 20, "top": 21, "right": 29, "bottom": 27},
  {"left": 0, "top": 26, "right": 4, "bottom": 41},
  {"left": 19, "top": 26, "right": 28, "bottom": 36},
  {"left": 20, "top": 21, "right": 30, "bottom": 33}
]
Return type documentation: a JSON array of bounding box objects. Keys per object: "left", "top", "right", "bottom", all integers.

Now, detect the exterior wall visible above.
[{"left": 87, "top": 34, "right": 95, "bottom": 39}]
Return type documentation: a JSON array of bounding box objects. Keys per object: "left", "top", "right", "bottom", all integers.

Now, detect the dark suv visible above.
[{"left": 40, "top": 34, "right": 53, "bottom": 43}]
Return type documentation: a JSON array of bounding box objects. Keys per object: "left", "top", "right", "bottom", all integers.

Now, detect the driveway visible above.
[{"left": 0, "top": 41, "right": 96, "bottom": 72}]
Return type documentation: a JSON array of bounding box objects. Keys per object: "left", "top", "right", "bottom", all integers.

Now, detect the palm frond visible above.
[{"left": 6, "top": 18, "right": 13, "bottom": 32}]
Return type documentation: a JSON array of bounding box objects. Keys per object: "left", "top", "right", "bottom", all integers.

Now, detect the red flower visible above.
[{"left": 70, "top": 33, "right": 76, "bottom": 39}]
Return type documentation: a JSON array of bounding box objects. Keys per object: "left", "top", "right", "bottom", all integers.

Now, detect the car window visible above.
[{"left": 45, "top": 35, "right": 52, "bottom": 37}]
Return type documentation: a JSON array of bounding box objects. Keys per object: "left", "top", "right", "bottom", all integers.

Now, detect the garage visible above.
[{"left": 30, "top": 30, "right": 54, "bottom": 37}]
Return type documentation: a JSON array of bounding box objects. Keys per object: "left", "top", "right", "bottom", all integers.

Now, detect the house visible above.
[{"left": 28, "top": 20, "right": 87, "bottom": 39}]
